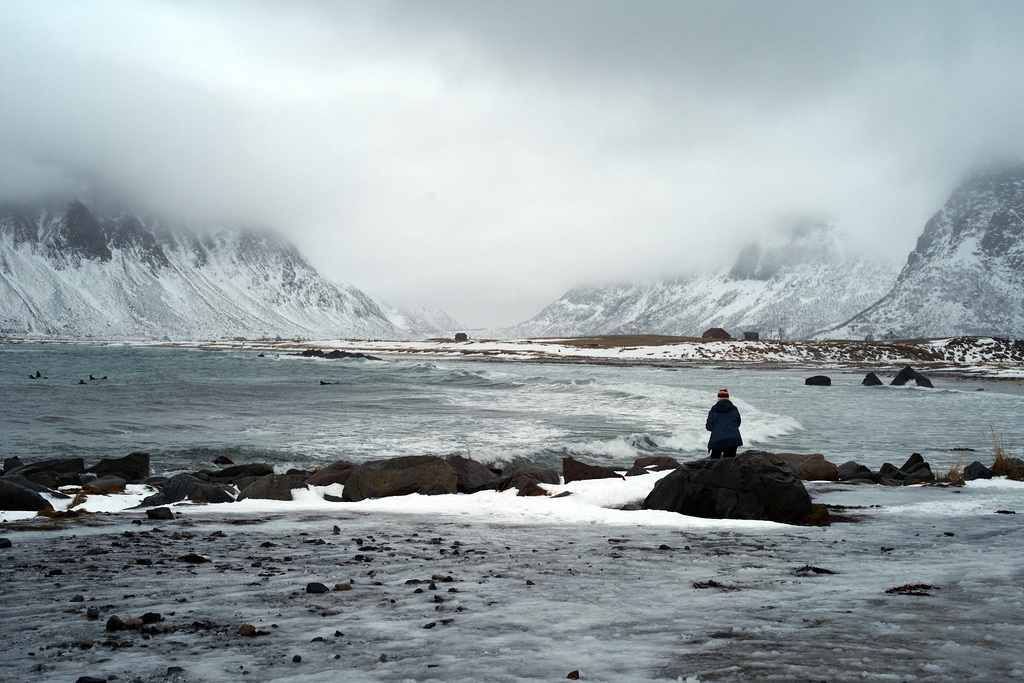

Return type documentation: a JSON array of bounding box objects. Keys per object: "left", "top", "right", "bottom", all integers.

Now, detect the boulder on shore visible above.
[
  {"left": 964, "top": 461, "right": 992, "bottom": 481},
  {"left": 771, "top": 452, "right": 839, "bottom": 481},
  {"left": 87, "top": 452, "right": 150, "bottom": 484},
  {"left": 642, "top": 452, "right": 818, "bottom": 525},
  {"left": 500, "top": 464, "right": 560, "bottom": 486},
  {"left": 139, "top": 473, "right": 235, "bottom": 507},
  {"left": 633, "top": 456, "right": 680, "bottom": 471},
  {"left": 342, "top": 456, "right": 458, "bottom": 502},
  {"left": 862, "top": 372, "right": 883, "bottom": 386},
  {"left": 304, "top": 461, "right": 358, "bottom": 487},
  {"left": 237, "top": 474, "right": 307, "bottom": 501},
  {"left": 562, "top": 457, "right": 624, "bottom": 484},
  {"left": 445, "top": 455, "right": 499, "bottom": 493},
  {"left": 211, "top": 463, "right": 274, "bottom": 483},
  {"left": 0, "top": 478, "right": 55, "bottom": 511}
]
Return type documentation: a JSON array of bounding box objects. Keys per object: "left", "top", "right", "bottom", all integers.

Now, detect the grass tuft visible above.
[
  {"left": 941, "top": 445, "right": 968, "bottom": 484},
  {"left": 988, "top": 427, "right": 1022, "bottom": 480}
]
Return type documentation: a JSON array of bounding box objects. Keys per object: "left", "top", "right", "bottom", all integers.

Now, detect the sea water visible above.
[{"left": 2, "top": 343, "right": 1021, "bottom": 475}]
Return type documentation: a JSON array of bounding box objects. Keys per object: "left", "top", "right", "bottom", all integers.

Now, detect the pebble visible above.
[
  {"left": 306, "top": 582, "right": 329, "bottom": 594},
  {"left": 105, "top": 615, "right": 125, "bottom": 632}
]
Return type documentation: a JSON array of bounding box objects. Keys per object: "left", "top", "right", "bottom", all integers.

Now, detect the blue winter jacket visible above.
[{"left": 706, "top": 400, "right": 742, "bottom": 451}]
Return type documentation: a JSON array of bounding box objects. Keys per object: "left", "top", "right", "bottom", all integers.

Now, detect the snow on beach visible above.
[
  {"left": 124, "top": 334, "right": 1024, "bottom": 380},
  {"left": 2, "top": 474, "right": 1024, "bottom": 682}
]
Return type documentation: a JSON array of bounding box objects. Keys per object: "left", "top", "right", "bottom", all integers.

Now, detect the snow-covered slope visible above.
[
  {"left": 0, "top": 200, "right": 451, "bottom": 340},
  {"left": 827, "top": 164, "right": 1024, "bottom": 339},
  {"left": 501, "top": 223, "right": 897, "bottom": 340},
  {"left": 378, "top": 301, "right": 463, "bottom": 340}
]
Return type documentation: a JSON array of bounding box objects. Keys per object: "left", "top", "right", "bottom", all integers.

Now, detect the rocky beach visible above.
[{"left": 2, "top": 446, "right": 1024, "bottom": 683}]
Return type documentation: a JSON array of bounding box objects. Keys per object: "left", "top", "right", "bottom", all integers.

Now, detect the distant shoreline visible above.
[{"left": 5, "top": 334, "right": 1024, "bottom": 383}]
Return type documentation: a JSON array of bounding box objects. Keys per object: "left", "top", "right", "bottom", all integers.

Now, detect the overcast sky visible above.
[{"left": 2, "top": 1, "right": 1024, "bottom": 327}]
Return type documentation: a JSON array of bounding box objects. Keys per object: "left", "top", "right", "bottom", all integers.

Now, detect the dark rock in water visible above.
[
  {"left": 862, "top": 372, "right": 883, "bottom": 386},
  {"left": 642, "top": 452, "right": 814, "bottom": 525},
  {"left": 837, "top": 461, "right": 877, "bottom": 483},
  {"left": 445, "top": 454, "right": 499, "bottom": 493},
  {"left": 2, "top": 456, "right": 23, "bottom": 474},
  {"left": 84, "top": 475, "right": 127, "bottom": 493},
  {"left": 0, "top": 537, "right": 11, "bottom": 549},
  {"left": 212, "top": 463, "right": 274, "bottom": 483},
  {"left": 633, "top": 456, "right": 680, "bottom": 471},
  {"left": 770, "top": 452, "right": 838, "bottom": 481},
  {"left": 342, "top": 456, "right": 458, "bottom": 502},
  {"left": 890, "top": 365, "right": 934, "bottom": 388},
  {"left": 0, "top": 478, "right": 55, "bottom": 511},
  {"left": 88, "top": 452, "right": 150, "bottom": 483},
  {"left": 139, "top": 473, "right": 235, "bottom": 507},
  {"left": 901, "top": 453, "right": 925, "bottom": 471},
  {"left": 306, "top": 582, "right": 330, "bottom": 594},
  {"left": 147, "top": 507, "right": 175, "bottom": 520},
  {"left": 236, "top": 474, "right": 307, "bottom": 501},
  {"left": 500, "top": 464, "right": 560, "bottom": 485},
  {"left": 299, "top": 348, "right": 382, "bottom": 361},
  {"left": 76, "top": 677, "right": 108, "bottom": 683},
  {"left": 0, "top": 473, "right": 71, "bottom": 498},
  {"left": 899, "top": 454, "right": 935, "bottom": 484},
  {"left": 902, "top": 466, "right": 935, "bottom": 484},
  {"left": 964, "top": 461, "right": 992, "bottom": 481},
  {"left": 212, "top": 455, "right": 234, "bottom": 465},
  {"left": 805, "top": 375, "right": 832, "bottom": 386},
  {"left": 878, "top": 463, "right": 909, "bottom": 481},
  {"left": 304, "top": 461, "right": 358, "bottom": 487},
  {"left": 562, "top": 456, "right": 624, "bottom": 484}
]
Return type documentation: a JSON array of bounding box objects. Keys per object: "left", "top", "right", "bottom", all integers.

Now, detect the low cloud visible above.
[{"left": 3, "top": 1, "right": 1023, "bottom": 326}]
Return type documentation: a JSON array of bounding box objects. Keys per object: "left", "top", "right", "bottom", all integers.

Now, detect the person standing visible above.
[{"left": 706, "top": 388, "right": 742, "bottom": 459}]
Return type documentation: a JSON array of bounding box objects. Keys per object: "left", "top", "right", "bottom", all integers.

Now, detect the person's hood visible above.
[{"left": 710, "top": 400, "right": 736, "bottom": 413}]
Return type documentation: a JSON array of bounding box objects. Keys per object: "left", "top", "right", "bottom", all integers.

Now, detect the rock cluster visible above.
[{"left": 837, "top": 453, "right": 941, "bottom": 485}]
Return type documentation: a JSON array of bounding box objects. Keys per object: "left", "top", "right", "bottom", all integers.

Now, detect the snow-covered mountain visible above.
[
  {"left": 827, "top": 164, "right": 1024, "bottom": 340},
  {"left": 500, "top": 222, "right": 898, "bottom": 340},
  {"left": 0, "top": 200, "right": 454, "bottom": 340}
]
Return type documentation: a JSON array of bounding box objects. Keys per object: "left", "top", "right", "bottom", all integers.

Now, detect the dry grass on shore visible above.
[{"left": 988, "top": 427, "right": 1022, "bottom": 480}]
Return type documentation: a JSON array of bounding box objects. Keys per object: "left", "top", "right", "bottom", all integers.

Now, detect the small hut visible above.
[
  {"left": 702, "top": 328, "right": 731, "bottom": 340},
  {"left": 742, "top": 331, "right": 759, "bottom": 341}
]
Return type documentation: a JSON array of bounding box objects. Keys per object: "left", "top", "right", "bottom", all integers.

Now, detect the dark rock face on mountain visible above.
[
  {"left": 829, "top": 164, "right": 1024, "bottom": 339},
  {"left": 42, "top": 200, "right": 112, "bottom": 264},
  {"left": 0, "top": 199, "right": 451, "bottom": 340}
]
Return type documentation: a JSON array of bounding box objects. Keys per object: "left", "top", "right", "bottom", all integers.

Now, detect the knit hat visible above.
[{"left": 717, "top": 388, "right": 729, "bottom": 400}]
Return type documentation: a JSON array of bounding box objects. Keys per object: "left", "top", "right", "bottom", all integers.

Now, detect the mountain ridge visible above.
[
  {"left": 825, "top": 163, "right": 1024, "bottom": 339},
  {"left": 0, "top": 200, "right": 456, "bottom": 340},
  {"left": 498, "top": 222, "right": 898, "bottom": 340}
]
